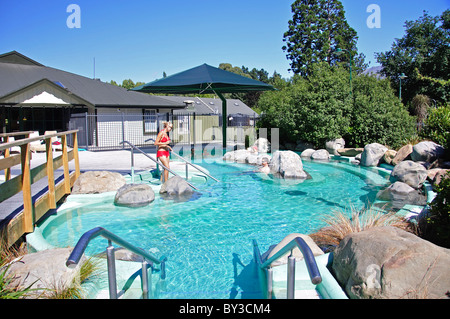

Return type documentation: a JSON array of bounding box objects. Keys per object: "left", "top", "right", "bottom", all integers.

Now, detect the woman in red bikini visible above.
[{"left": 155, "top": 121, "right": 173, "bottom": 182}]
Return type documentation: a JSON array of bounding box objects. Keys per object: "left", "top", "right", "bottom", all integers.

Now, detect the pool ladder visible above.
[
  {"left": 120, "top": 140, "right": 220, "bottom": 190},
  {"left": 66, "top": 227, "right": 167, "bottom": 299},
  {"left": 253, "top": 237, "right": 322, "bottom": 299}
]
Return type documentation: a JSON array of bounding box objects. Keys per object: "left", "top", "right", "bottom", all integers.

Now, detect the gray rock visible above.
[
  {"left": 360, "top": 143, "right": 388, "bottom": 167},
  {"left": 160, "top": 176, "right": 195, "bottom": 200},
  {"left": 252, "top": 138, "right": 271, "bottom": 153},
  {"left": 390, "top": 160, "right": 427, "bottom": 189},
  {"left": 223, "top": 149, "right": 252, "bottom": 163},
  {"left": 270, "top": 151, "right": 308, "bottom": 179},
  {"left": 5, "top": 248, "right": 86, "bottom": 298},
  {"left": 383, "top": 150, "right": 397, "bottom": 165},
  {"left": 71, "top": 171, "right": 126, "bottom": 194},
  {"left": 326, "top": 138, "right": 345, "bottom": 156},
  {"left": 377, "top": 182, "right": 427, "bottom": 209},
  {"left": 392, "top": 144, "right": 413, "bottom": 165},
  {"left": 337, "top": 148, "right": 364, "bottom": 157},
  {"left": 300, "top": 149, "right": 315, "bottom": 158},
  {"left": 332, "top": 226, "right": 450, "bottom": 299},
  {"left": 311, "top": 149, "right": 331, "bottom": 161},
  {"left": 411, "top": 141, "right": 445, "bottom": 163},
  {"left": 114, "top": 183, "right": 155, "bottom": 208}
]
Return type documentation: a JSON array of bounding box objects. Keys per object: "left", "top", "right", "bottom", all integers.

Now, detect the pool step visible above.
[{"left": 271, "top": 261, "right": 322, "bottom": 299}]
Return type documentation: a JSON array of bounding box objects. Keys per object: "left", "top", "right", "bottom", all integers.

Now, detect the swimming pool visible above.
[{"left": 33, "top": 157, "right": 391, "bottom": 299}]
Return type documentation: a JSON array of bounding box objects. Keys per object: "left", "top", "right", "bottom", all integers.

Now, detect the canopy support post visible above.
[{"left": 216, "top": 92, "right": 227, "bottom": 149}]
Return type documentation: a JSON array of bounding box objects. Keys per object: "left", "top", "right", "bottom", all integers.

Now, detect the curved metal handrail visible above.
[
  {"left": 254, "top": 237, "right": 322, "bottom": 299},
  {"left": 120, "top": 140, "right": 199, "bottom": 191},
  {"left": 66, "top": 227, "right": 167, "bottom": 299},
  {"left": 66, "top": 227, "right": 166, "bottom": 268},
  {"left": 260, "top": 237, "right": 322, "bottom": 284}
]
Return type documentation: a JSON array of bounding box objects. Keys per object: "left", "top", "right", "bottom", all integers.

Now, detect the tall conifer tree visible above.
[{"left": 282, "top": 0, "right": 360, "bottom": 76}]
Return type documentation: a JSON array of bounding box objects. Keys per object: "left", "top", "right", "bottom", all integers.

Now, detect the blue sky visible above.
[{"left": 0, "top": 0, "right": 448, "bottom": 83}]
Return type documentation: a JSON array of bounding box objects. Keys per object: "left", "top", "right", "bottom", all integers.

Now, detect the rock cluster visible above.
[{"left": 223, "top": 138, "right": 309, "bottom": 180}]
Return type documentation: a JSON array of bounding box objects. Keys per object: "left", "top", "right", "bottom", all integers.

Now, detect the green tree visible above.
[
  {"left": 376, "top": 10, "right": 450, "bottom": 106},
  {"left": 282, "top": 0, "right": 364, "bottom": 76},
  {"left": 258, "top": 63, "right": 416, "bottom": 149},
  {"left": 258, "top": 63, "right": 352, "bottom": 147}
]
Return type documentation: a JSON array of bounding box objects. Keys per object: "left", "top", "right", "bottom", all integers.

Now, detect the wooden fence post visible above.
[
  {"left": 20, "top": 143, "right": 34, "bottom": 233},
  {"left": 45, "top": 138, "right": 56, "bottom": 209},
  {"left": 61, "top": 135, "right": 71, "bottom": 194},
  {"left": 72, "top": 131, "right": 80, "bottom": 179}
]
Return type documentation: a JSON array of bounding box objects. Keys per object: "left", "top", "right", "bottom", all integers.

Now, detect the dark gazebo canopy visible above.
[{"left": 132, "top": 63, "right": 275, "bottom": 147}]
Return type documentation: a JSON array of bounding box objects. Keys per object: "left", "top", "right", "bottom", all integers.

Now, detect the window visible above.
[{"left": 143, "top": 109, "right": 157, "bottom": 133}]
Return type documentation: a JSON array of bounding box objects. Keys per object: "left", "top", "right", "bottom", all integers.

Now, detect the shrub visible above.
[
  {"left": 419, "top": 172, "right": 450, "bottom": 248},
  {"left": 420, "top": 106, "right": 450, "bottom": 151},
  {"left": 346, "top": 75, "right": 417, "bottom": 149},
  {"left": 258, "top": 63, "right": 417, "bottom": 149}
]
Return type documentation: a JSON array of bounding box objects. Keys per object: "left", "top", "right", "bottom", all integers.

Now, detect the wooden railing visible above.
[{"left": 0, "top": 130, "right": 80, "bottom": 247}]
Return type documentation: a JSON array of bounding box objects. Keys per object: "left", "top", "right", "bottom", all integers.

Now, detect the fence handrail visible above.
[
  {"left": 0, "top": 130, "right": 79, "bottom": 151},
  {"left": 0, "top": 131, "right": 35, "bottom": 139}
]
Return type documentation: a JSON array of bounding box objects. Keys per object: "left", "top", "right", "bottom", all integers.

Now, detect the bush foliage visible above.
[
  {"left": 420, "top": 106, "right": 450, "bottom": 151},
  {"left": 420, "top": 172, "right": 450, "bottom": 248},
  {"left": 258, "top": 63, "right": 416, "bottom": 149}
]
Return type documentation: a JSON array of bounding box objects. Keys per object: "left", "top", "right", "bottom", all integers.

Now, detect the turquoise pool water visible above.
[{"left": 38, "top": 158, "right": 391, "bottom": 299}]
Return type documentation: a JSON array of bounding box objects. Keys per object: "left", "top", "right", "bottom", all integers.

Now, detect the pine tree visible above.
[{"left": 282, "top": 0, "right": 360, "bottom": 76}]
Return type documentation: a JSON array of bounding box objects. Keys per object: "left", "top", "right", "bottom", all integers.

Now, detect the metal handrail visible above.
[
  {"left": 170, "top": 151, "right": 220, "bottom": 182},
  {"left": 144, "top": 137, "right": 220, "bottom": 182},
  {"left": 66, "top": 227, "right": 167, "bottom": 299},
  {"left": 120, "top": 140, "right": 199, "bottom": 191},
  {"left": 253, "top": 237, "right": 322, "bottom": 299}
]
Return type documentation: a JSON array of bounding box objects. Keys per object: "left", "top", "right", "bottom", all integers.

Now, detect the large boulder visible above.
[
  {"left": 390, "top": 160, "right": 428, "bottom": 189},
  {"left": 360, "top": 143, "right": 388, "bottom": 167},
  {"left": 337, "top": 148, "right": 364, "bottom": 157},
  {"left": 223, "top": 149, "right": 251, "bottom": 163},
  {"left": 383, "top": 150, "right": 397, "bottom": 165},
  {"left": 311, "top": 149, "right": 331, "bottom": 161},
  {"left": 252, "top": 138, "right": 271, "bottom": 153},
  {"left": 377, "top": 181, "right": 427, "bottom": 209},
  {"left": 114, "top": 183, "right": 155, "bottom": 208},
  {"left": 326, "top": 138, "right": 345, "bottom": 156},
  {"left": 159, "top": 176, "right": 195, "bottom": 200},
  {"left": 71, "top": 171, "right": 126, "bottom": 194},
  {"left": 332, "top": 226, "right": 450, "bottom": 299},
  {"left": 270, "top": 151, "right": 308, "bottom": 179},
  {"left": 300, "top": 149, "right": 315, "bottom": 158},
  {"left": 411, "top": 141, "right": 445, "bottom": 163},
  {"left": 5, "top": 248, "right": 86, "bottom": 298},
  {"left": 392, "top": 144, "right": 413, "bottom": 165}
]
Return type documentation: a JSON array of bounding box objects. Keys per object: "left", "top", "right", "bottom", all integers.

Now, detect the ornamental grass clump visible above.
[{"left": 310, "top": 206, "right": 414, "bottom": 252}]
